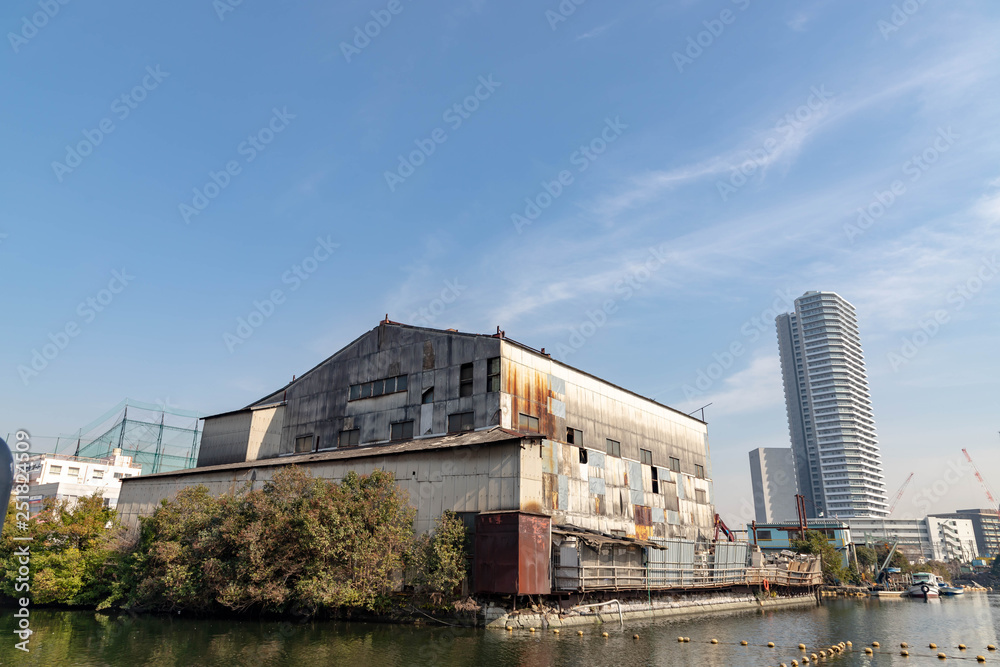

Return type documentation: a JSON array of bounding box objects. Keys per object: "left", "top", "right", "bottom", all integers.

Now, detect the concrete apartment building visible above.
[
  {"left": 850, "top": 516, "right": 979, "bottom": 563},
  {"left": 748, "top": 447, "right": 799, "bottom": 523},
  {"left": 118, "top": 321, "right": 716, "bottom": 545},
  {"left": 776, "top": 291, "right": 889, "bottom": 519},
  {"left": 930, "top": 509, "right": 1000, "bottom": 559},
  {"left": 27, "top": 449, "right": 142, "bottom": 509}
]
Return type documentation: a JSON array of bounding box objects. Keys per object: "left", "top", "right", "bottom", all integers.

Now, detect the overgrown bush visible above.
[{"left": 410, "top": 510, "right": 468, "bottom": 601}]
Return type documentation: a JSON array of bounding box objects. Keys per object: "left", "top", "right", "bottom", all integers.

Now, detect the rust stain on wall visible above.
[{"left": 505, "top": 363, "right": 555, "bottom": 438}]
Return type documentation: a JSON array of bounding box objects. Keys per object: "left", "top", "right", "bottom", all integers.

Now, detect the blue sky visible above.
[{"left": 3, "top": 0, "right": 999, "bottom": 525}]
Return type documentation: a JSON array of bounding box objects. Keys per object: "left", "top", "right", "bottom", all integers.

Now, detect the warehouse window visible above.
[
  {"left": 651, "top": 466, "right": 659, "bottom": 494},
  {"left": 757, "top": 530, "right": 772, "bottom": 541},
  {"left": 487, "top": 357, "right": 501, "bottom": 392},
  {"left": 68, "top": 467, "right": 80, "bottom": 476},
  {"left": 518, "top": 413, "right": 539, "bottom": 433},
  {"left": 114, "top": 472, "right": 124, "bottom": 479},
  {"left": 606, "top": 439, "right": 621, "bottom": 458},
  {"left": 566, "top": 427, "right": 583, "bottom": 445},
  {"left": 390, "top": 421, "right": 414, "bottom": 441},
  {"left": 459, "top": 363, "right": 474, "bottom": 397},
  {"left": 448, "top": 411, "right": 475, "bottom": 433},
  {"left": 695, "top": 489, "right": 708, "bottom": 503},
  {"left": 349, "top": 375, "right": 408, "bottom": 401},
  {"left": 422, "top": 387, "right": 434, "bottom": 403},
  {"left": 295, "top": 435, "right": 313, "bottom": 453},
  {"left": 639, "top": 448, "right": 653, "bottom": 466},
  {"left": 339, "top": 429, "right": 360, "bottom": 447},
  {"left": 669, "top": 457, "right": 680, "bottom": 473},
  {"left": 579, "top": 448, "right": 588, "bottom": 464},
  {"left": 695, "top": 464, "right": 705, "bottom": 479}
]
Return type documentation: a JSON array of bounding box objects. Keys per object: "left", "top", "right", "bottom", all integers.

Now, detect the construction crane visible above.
[
  {"left": 888, "top": 472, "right": 914, "bottom": 515},
  {"left": 962, "top": 448, "right": 1000, "bottom": 520}
]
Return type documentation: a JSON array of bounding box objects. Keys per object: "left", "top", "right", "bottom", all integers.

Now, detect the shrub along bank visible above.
[{"left": 2, "top": 468, "right": 468, "bottom": 617}]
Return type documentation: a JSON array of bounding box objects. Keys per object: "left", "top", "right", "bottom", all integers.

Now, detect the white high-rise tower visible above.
[{"left": 776, "top": 291, "right": 889, "bottom": 518}]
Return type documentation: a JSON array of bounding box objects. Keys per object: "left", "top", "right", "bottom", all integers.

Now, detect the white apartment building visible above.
[
  {"left": 776, "top": 291, "right": 889, "bottom": 519},
  {"left": 27, "top": 448, "right": 143, "bottom": 509},
  {"left": 850, "top": 516, "right": 979, "bottom": 563}
]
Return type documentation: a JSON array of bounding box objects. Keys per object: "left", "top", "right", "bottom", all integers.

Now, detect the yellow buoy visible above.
[
  {"left": 938, "top": 653, "right": 947, "bottom": 660},
  {"left": 711, "top": 639, "right": 719, "bottom": 644},
  {"left": 633, "top": 634, "right": 639, "bottom": 640},
  {"left": 820, "top": 650, "right": 828, "bottom": 658},
  {"left": 901, "top": 650, "right": 910, "bottom": 656},
  {"left": 553, "top": 629, "right": 560, "bottom": 634},
  {"left": 741, "top": 640, "right": 749, "bottom": 646},
  {"left": 812, "top": 653, "right": 819, "bottom": 661},
  {"left": 506, "top": 626, "right": 513, "bottom": 631},
  {"left": 602, "top": 632, "right": 609, "bottom": 638},
  {"left": 792, "top": 661, "right": 799, "bottom": 667},
  {"left": 678, "top": 637, "right": 685, "bottom": 642},
  {"left": 873, "top": 641, "right": 881, "bottom": 647},
  {"left": 768, "top": 642, "right": 775, "bottom": 648},
  {"left": 529, "top": 628, "right": 536, "bottom": 633},
  {"left": 684, "top": 637, "right": 691, "bottom": 642},
  {"left": 902, "top": 642, "right": 909, "bottom": 648},
  {"left": 989, "top": 645, "right": 997, "bottom": 651},
  {"left": 864, "top": 648, "right": 873, "bottom": 655},
  {"left": 780, "top": 663, "right": 787, "bottom": 667},
  {"left": 959, "top": 644, "right": 967, "bottom": 650},
  {"left": 577, "top": 631, "right": 584, "bottom": 636},
  {"left": 976, "top": 657, "right": 986, "bottom": 663},
  {"left": 802, "top": 658, "right": 810, "bottom": 664},
  {"left": 799, "top": 644, "right": 807, "bottom": 650},
  {"left": 931, "top": 643, "right": 938, "bottom": 649},
  {"left": 847, "top": 641, "right": 853, "bottom": 648}
]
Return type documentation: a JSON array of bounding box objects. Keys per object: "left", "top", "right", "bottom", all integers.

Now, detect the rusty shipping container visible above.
[{"left": 474, "top": 511, "right": 551, "bottom": 595}]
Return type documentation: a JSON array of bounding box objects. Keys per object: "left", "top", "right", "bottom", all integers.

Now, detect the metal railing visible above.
[{"left": 554, "top": 563, "right": 821, "bottom": 592}]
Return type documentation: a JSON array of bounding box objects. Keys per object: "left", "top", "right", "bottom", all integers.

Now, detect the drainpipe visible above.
[{"left": 571, "top": 599, "right": 624, "bottom": 627}]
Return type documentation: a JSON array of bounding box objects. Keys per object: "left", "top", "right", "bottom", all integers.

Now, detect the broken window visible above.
[
  {"left": 390, "top": 421, "right": 414, "bottom": 441},
  {"left": 651, "top": 465, "right": 659, "bottom": 494},
  {"left": 422, "top": 387, "right": 434, "bottom": 403},
  {"left": 518, "top": 413, "right": 539, "bottom": 433},
  {"left": 487, "top": 357, "right": 501, "bottom": 392},
  {"left": 579, "top": 448, "right": 588, "bottom": 464},
  {"left": 566, "top": 427, "right": 582, "bottom": 445},
  {"left": 459, "top": 363, "right": 474, "bottom": 397},
  {"left": 448, "top": 411, "right": 475, "bottom": 433}
]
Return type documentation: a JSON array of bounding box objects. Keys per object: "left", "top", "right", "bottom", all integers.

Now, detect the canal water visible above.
[{"left": 2, "top": 594, "right": 999, "bottom": 666}]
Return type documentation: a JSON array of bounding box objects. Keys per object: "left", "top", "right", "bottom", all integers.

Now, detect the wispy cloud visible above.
[{"left": 576, "top": 21, "right": 617, "bottom": 40}]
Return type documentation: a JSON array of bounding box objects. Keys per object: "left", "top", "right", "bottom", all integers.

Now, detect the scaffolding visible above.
[{"left": 52, "top": 398, "right": 204, "bottom": 475}]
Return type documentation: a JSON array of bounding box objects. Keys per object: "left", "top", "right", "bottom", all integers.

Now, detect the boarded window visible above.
[
  {"left": 566, "top": 427, "right": 582, "bottom": 445},
  {"left": 295, "top": 435, "right": 313, "bottom": 453},
  {"left": 339, "top": 429, "right": 360, "bottom": 447},
  {"left": 459, "top": 363, "right": 474, "bottom": 397},
  {"left": 639, "top": 448, "right": 653, "bottom": 466},
  {"left": 518, "top": 413, "right": 539, "bottom": 433},
  {"left": 486, "top": 357, "right": 500, "bottom": 392},
  {"left": 390, "top": 421, "right": 413, "bottom": 441},
  {"left": 606, "top": 439, "right": 621, "bottom": 458},
  {"left": 448, "top": 411, "right": 474, "bottom": 432},
  {"left": 669, "top": 457, "right": 680, "bottom": 473}
]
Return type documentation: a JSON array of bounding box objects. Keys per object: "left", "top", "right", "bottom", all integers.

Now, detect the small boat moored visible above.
[
  {"left": 906, "top": 572, "right": 940, "bottom": 599},
  {"left": 937, "top": 578, "right": 965, "bottom": 596}
]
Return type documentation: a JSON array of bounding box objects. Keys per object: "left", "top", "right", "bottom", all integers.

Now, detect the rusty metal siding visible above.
[{"left": 474, "top": 512, "right": 551, "bottom": 595}]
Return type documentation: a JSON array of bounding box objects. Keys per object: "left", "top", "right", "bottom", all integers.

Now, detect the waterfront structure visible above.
[
  {"left": 748, "top": 447, "right": 799, "bottom": 523},
  {"left": 775, "top": 291, "right": 889, "bottom": 519},
  {"left": 119, "top": 320, "right": 715, "bottom": 543},
  {"left": 930, "top": 509, "right": 1000, "bottom": 559},
  {"left": 750, "top": 519, "right": 852, "bottom": 568},
  {"left": 26, "top": 448, "right": 142, "bottom": 509}
]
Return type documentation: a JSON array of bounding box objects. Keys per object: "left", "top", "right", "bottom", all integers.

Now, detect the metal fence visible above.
[{"left": 553, "top": 563, "right": 821, "bottom": 592}]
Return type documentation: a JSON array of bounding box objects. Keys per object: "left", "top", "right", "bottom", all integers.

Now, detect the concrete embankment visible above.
[{"left": 484, "top": 591, "right": 818, "bottom": 629}]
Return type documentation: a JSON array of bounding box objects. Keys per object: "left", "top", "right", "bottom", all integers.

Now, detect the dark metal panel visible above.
[{"left": 474, "top": 511, "right": 551, "bottom": 595}]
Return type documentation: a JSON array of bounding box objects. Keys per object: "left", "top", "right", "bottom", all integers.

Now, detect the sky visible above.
[{"left": 2, "top": 0, "right": 999, "bottom": 526}]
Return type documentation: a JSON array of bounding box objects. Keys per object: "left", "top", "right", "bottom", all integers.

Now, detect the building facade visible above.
[
  {"left": 748, "top": 447, "right": 799, "bottom": 523},
  {"left": 120, "top": 322, "right": 716, "bottom": 542},
  {"left": 930, "top": 510, "right": 1000, "bottom": 559},
  {"left": 775, "top": 291, "right": 888, "bottom": 519},
  {"left": 850, "top": 516, "right": 979, "bottom": 563},
  {"left": 751, "top": 519, "right": 852, "bottom": 568},
  {"left": 26, "top": 449, "right": 142, "bottom": 509}
]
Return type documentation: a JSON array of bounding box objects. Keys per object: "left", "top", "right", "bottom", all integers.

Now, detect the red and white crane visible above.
[
  {"left": 962, "top": 448, "right": 1000, "bottom": 520},
  {"left": 888, "top": 472, "right": 914, "bottom": 515}
]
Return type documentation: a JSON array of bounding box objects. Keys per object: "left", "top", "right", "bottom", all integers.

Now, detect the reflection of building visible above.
[
  {"left": 27, "top": 449, "right": 142, "bottom": 509},
  {"left": 121, "top": 322, "right": 716, "bottom": 545},
  {"left": 775, "top": 292, "right": 889, "bottom": 519},
  {"left": 751, "top": 519, "right": 852, "bottom": 567},
  {"left": 930, "top": 510, "right": 1000, "bottom": 559},
  {"left": 749, "top": 447, "right": 799, "bottom": 523}
]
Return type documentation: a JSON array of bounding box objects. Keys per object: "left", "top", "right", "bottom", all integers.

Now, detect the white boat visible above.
[
  {"left": 937, "top": 578, "right": 964, "bottom": 596},
  {"left": 907, "top": 572, "right": 940, "bottom": 598}
]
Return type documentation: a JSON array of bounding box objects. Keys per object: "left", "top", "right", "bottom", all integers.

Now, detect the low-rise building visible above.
[
  {"left": 749, "top": 519, "right": 852, "bottom": 568},
  {"left": 27, "top": 448, "right": 142, "bottom": 509}
]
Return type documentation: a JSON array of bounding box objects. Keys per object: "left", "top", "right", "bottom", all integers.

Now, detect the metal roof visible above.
[{"left": 120, "top": 426, "right": 537, "bottom": 481}]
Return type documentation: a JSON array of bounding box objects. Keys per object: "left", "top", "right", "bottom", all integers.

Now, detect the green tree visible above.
[
  {"left": 791, "top": 530, "right": 848, "bottom": 584},
  {"left": 411, "top": 510, "right": 468, "bottom": 601}
]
